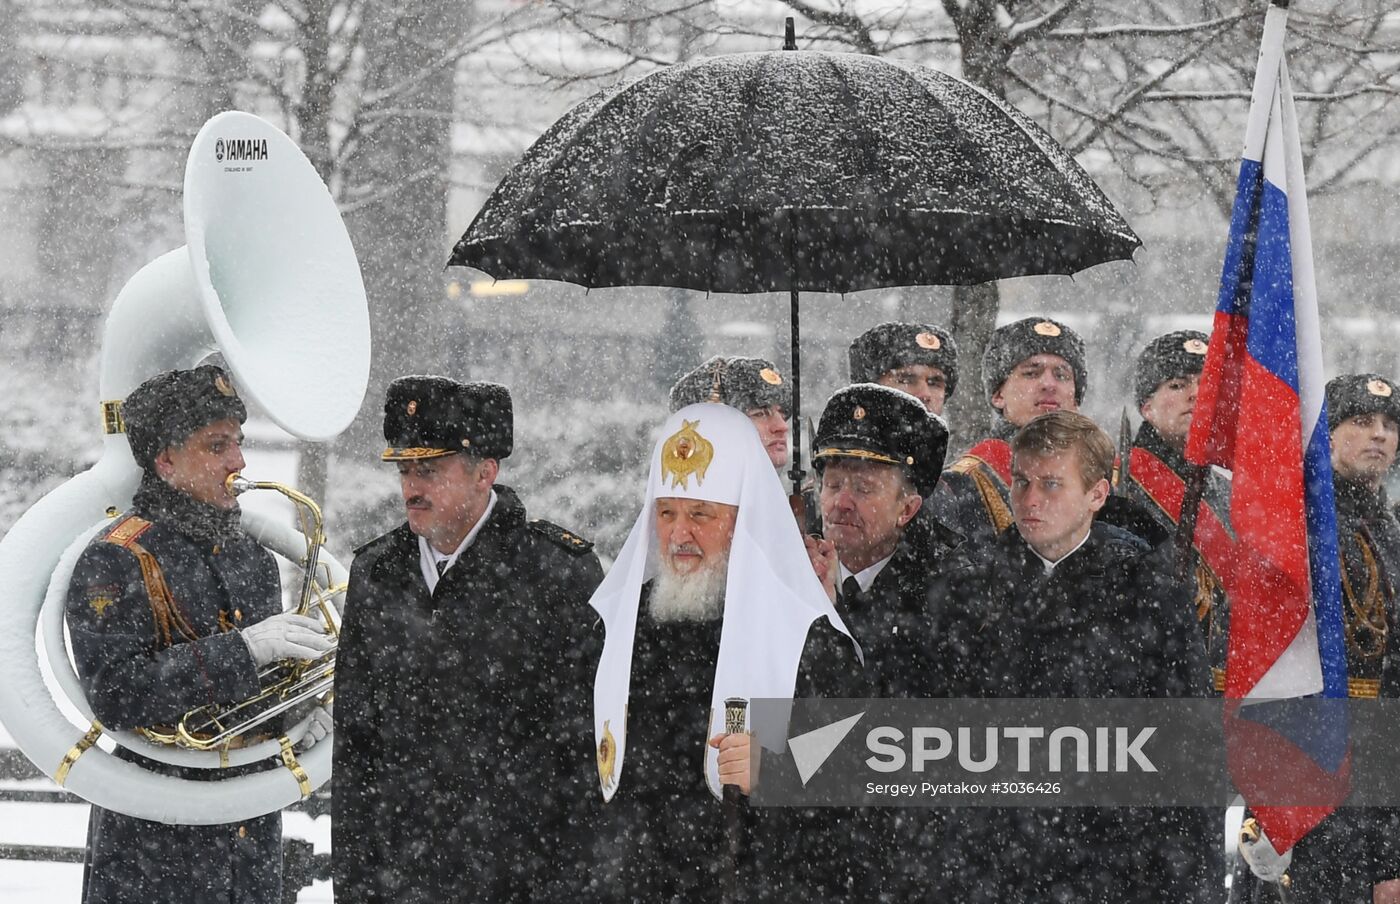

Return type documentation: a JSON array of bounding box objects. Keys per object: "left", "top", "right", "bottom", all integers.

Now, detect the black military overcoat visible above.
[
  {"left": 66, "top": 514, "right": 283, "bottom": 904},
  {"left": 331, "top": 484, "right": 603, "bottom": 904}
]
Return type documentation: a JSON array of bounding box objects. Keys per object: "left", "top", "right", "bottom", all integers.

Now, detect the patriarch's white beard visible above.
[{"left": 650, "top": 551, "right": 728, "bottom": 623}]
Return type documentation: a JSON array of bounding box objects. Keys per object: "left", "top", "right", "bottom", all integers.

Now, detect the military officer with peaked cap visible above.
[
  {"left": 848, "top": 322, "right": 958, "bottom": 416},
  {"left": 784, "top": 383, "right": 964, "bottom": 899},
  {"left": 65, "top": 364, "right": 334, "bottom": 904},
  {"left": 930, "top": 316, "right": 1087, "bottom": 547},
  {"left": 808, "top": 382, "right": 960, "bottom": 680},
  {"left": 333, "top": 376, "right": 604, "bottom": 904},
  {"left": 670, "top": 355, "right": 792, "bottom": 471},
  {"left": 1123, "top": 330, "right": 1233, "bottom": 689}
]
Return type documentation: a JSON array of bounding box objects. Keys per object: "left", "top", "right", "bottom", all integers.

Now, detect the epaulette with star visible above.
[{"left": 528, "top": 519, "right": 594, "bottom": 556}]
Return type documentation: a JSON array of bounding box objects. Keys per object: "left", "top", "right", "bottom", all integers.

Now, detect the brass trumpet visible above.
[{"left": 150, "top": 475, "right": 343, "bottom": 752}]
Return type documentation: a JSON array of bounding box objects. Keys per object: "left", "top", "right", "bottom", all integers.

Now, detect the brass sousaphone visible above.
[{"left": 0, "top": 111, "right": 371, "bottom": 824}]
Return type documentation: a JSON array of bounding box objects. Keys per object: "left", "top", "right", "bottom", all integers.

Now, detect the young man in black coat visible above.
[
  {"left": 332, "top": 377, "right": 604, "bottom": 904},
  {"left": 65, "top": 365, "right": 334, "bottom": 904},
  {"left": 933, "top": 410, "right": 1218, "bottom": 902}
]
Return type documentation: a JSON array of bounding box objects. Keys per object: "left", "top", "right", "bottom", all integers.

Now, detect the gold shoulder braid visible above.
[
  {"left": 102, "top": 516, "right": 200, "bottom": 649},
  {"left": 1340, "top": 529, "right": 1388, "bottom": 666},
  {"left": 950, "top": 457, "right": 1014, "bottom": 534}
]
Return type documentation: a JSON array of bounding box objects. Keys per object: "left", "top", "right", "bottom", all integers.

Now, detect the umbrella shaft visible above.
[{"left": 788, "top": 287, "right": 804, "bottom": 489}]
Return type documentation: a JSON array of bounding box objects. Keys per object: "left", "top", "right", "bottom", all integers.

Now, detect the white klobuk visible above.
[{"left": 589, "top": 403, "right": 859, "bottom": 800}]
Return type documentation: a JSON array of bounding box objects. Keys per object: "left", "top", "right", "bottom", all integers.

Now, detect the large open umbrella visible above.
[{"left": 449, "top": 22, "right": 1140, "bottom": 488}]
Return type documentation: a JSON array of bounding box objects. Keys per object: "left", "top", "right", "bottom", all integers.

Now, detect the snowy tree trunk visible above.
[
  {"left": 945, "top": 1, "right": 1013, "bottom": 446},
  {"left": 341, "top": 1, "right": 469, "bottom": 452},
  {"left": 293, "top": 0, "right": 340, "bottom": 505}
]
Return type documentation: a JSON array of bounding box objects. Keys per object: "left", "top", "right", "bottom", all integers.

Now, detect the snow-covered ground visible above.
[
  {"left": 0, "top": 722, "right": 334, "bottom": 903},
  {"left": 0, "top": 736, "right": 332, "bottom": 901}
]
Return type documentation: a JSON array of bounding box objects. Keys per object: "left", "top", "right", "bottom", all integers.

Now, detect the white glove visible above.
[
  {"left": 1238, "top": 818, "right": 1292, "bottom": 883},
  {"left": 293, "top": 702, "right": 333, "bottom": 753},
  {"left": 241, "top": 613, "right": 334, "bottom": 667}
]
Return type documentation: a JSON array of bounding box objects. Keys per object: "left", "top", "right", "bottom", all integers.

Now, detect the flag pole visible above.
[
  {"left": 1173, "top": 465, "right": 1206, "bottom": 581},
  {"left": 1112, "top": 408, "right": 1132, "bottom": 492}
]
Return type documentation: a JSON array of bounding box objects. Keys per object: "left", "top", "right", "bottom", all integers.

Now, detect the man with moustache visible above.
[
  {"left": 333, "top": 376, "right": 603, "bottom": 904},
  {"left": 847, "top": 322, "right": 958, "bottom": 415},
  {"left": 1123, "top": 330, "right": 1233, "bottom": 688},
  {"left": 930, "top": 316, "right": 1088, "bottom": 547},
  {"left": 670, "top": 355, "right": 792, "bottom": 470},
  {"left": 586, "top": 402, "right": 853, "bottom": 902},
  {"left": 933, "top": 411, "right": 1215, "bottom": 902},
  {"left": 1234, "top": 373, "right": 1400, "bottom": 903}
]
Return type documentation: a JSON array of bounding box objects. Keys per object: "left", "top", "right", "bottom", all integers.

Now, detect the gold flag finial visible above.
[{"left": 707, "top": 359, "right": 728, "bottom": 403}]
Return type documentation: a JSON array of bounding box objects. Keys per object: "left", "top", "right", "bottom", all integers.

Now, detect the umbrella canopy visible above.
[{"left": 449, "top": 49, "right": 1140, "bottom": 293}]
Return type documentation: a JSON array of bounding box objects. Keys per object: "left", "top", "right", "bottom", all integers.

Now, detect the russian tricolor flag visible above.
[{"left": 1184, "top": 0, "right": 1349, "bottom": 852}]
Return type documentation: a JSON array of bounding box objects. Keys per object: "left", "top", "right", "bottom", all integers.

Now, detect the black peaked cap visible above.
[
  {"left": 382, "top": 375, "right": 513, "bottom": 460},
  {"left": 813, "top": 383, "right": 948, "bottom": 497}
]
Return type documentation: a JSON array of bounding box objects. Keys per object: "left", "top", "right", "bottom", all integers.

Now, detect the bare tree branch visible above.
[
  {"left": 1007, "top": 0, "right": 1085, "bottom": 46},
  {"left": 1033, "top": 12, "right": 1250, "bottom": 41}
]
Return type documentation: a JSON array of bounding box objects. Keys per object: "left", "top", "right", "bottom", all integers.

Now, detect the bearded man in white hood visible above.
[{"left": 585, "top": 403, "right": 855, "bottom": 901}]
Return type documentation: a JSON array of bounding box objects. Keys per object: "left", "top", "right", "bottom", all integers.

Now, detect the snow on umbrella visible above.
[{"left": 449, "top": 26, "right": 1140, "bottom": 485}]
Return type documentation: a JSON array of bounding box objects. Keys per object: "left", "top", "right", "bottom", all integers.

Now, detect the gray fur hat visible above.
[
  {"left": 981, "top": 317, "right": 1087, "bottom": 408},
  {"left": 669, "top": 355, "right": 791, "bottom": 414},
  {"left": 122, "top": 365, "right": 247, "bottom": 472},
  {"left": 848, "top": 322, "right": 958, "bottom": 397},
  {"left": 1326, "top": 373, "right": 1400, "bottom": 434},
  {"left": 1135, "top": 330, "right": 1209, "bottom": 408}
]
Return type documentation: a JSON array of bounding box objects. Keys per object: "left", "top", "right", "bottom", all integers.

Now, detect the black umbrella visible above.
[{"left": 449, "top": 21, "right": 1140, "bottom": 488}]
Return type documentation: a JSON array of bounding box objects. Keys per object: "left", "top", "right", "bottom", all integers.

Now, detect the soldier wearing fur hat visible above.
[
  {"left": 1123, "top": 330, "right": 1232, "bottom": 688},
  {"left": 848, "top": 321, "right": 958, "bottom": 415},
  {"left": 1324, "top": 373, "right": 1400, "bottom": 697},
  {"left": 782, "top": 384, "right": 964, "bottom": 898},
  {"left": 64, "top": 364, "right": 334, "bottom": 904},
  {"left": 1233, "top": 372, "right": 1400, "bottom": 904},
  {"left": 670, "top": 355, "right": 792, "bottom": 470},
  {"left": 332, "top": 376, "right": 604, "bottom": 904},
  {"left": 929, "top": 316, "right": 1087, "bottom": 547}
]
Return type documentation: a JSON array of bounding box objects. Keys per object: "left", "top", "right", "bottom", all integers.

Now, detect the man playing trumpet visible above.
[{"left": 64, "top": 364, "right": 334, "bottom": 904}]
